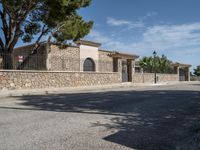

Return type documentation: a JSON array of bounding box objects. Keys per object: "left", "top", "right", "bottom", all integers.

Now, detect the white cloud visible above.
[
  {"left": 133, "top": 23, "right": 200, "bottom": 51},
  {"left": 89, "top": 30, "right": 111, "bottom": 43},
  {"left": 88, "top": 30, "right": 130, "bottom": 51},
  {"left": 146, "top": 12, "right": 157, "bottom": 17},
  {"left": 87, "top": 22, "right": 200, "bottom": 68},
  {"left": 139, "top": 12, "right": 157, "bottom": 22},
  {"left": 107, "top": 12, "right": 157, "bottom": 29},
  {"left": 107, "top": 17, "right": 145, "bottom": 29}
]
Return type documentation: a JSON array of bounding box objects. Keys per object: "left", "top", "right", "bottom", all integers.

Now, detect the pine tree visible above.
[{"left": 0, "top": 0, "right": 93, "bottom": 69}]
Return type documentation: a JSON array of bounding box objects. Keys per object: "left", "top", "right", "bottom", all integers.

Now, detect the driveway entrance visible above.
[
  {"left": 109, "top": 52, "right": 138, "bottom": 83},
  {"left": 122, "top": 60, "right": 128, "bottom": 82}
]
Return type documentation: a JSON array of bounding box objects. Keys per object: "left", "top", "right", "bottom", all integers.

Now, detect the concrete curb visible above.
[{"left": 0, "top": 81, "right": 198, "bottom": 98}]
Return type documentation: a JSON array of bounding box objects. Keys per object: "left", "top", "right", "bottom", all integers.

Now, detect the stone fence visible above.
[
  {"left": 0, "top": 70, "right": 183, "bottom": 91},
  {"left": 0, "top": 70, "right": 121, "bottom": 90},
  {"left": 191, "top": 76, "right": 200, "bottom": 81},
  {"left": 132, "top": 73, "right": 179, "bottom": 84}
]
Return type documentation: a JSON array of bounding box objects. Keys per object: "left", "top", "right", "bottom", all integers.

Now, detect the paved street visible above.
[{"left": 0, "top": 83, "right": 200, "bottom": 150}]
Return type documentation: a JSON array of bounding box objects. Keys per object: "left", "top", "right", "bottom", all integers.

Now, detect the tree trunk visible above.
[{"left": 2, "top": 52, "right": 14, "bottom": 69}]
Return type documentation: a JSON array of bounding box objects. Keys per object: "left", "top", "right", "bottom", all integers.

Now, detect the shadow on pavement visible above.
[{"left": 1, "top": 89, "right": 200, "bottom": 150}]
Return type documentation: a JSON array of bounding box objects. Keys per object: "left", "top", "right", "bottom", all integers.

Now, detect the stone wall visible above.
[
  {"left": 0, "top": 70, "right": 121, "bottom": 90},
  {"left": 158, "top": 73, "right": 179, "bottom": 82},
  {"left": 98, "top": 50, "right": 113, "bottom": 72},
  {"left": 132, "top": 73, "right": 179, "bottom": 83},
  {"left": 191, "top": 76, "right": 200, "bottom": 81},
  {"left": 47, "top": 45, "right": 80, "bottom": 71}
]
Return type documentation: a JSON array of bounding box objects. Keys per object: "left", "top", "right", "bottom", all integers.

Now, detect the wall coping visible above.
[
  {"left": 0, "top": 70, "right": 119, "bottom": 74},
  {"left": 134, "top": 73, "right": 178, "bottom": 75}
]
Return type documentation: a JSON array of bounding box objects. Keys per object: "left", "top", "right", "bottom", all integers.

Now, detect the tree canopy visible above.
[
  {"left": 139, "top": 55, "right": 175, "bottom": 74},
  {"left": 194, "top": 66, "right": 200, "bottom": 76},
  {"left": 0, "top": 0, "right": 93, "bottom": 68}
]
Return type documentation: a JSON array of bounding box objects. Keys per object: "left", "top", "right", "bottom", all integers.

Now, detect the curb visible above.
[
  {"left": 0, "top": 83, "right": 152, "bottom": 98},
  {"left": 0, "top": 81, "right": 197, "bottom": 98}
]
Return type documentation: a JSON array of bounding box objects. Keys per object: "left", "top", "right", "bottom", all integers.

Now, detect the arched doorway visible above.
[{"left": 83, "top": 58, "right": 95, "bottom": 71}]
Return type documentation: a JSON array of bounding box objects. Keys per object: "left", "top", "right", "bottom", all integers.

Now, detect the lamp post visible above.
[{"left": 153, "top": 51, "right": 157, "bottom": 84}]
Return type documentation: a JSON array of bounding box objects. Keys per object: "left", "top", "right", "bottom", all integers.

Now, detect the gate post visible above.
[{"left": 127, "top": 59, "right": 133, "bottom": 82}]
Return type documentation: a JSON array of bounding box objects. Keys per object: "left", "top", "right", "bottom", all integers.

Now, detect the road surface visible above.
[{"left": 0, "top": 83, "right": 200, "bottom": 150}]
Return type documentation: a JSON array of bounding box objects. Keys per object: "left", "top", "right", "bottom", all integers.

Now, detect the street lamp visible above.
[{"left": 153, "top": 51, "right": 157, "bottom": 84}]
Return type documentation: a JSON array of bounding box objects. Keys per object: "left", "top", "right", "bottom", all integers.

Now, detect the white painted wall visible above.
[{"left": 79, "top": 45, "right": 99, "bottom": 71}]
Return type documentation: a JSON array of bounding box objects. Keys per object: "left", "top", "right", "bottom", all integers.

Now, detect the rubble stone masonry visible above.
[
  {"left": 48, "top": 45, "right": 80, "bottom": 71},
  {"left": 132, "top": 73, "right": 179, "bottom": 83},
  {"left": 98, "top": 50, "right": 113, "bottom": 72},
  {"left": 0, "top": 70, "right": 121, "bottom": 90}
]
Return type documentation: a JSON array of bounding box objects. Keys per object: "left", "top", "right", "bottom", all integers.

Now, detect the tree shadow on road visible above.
[{"left": 1, "top": 89, "right": 200, "bottom": 150}]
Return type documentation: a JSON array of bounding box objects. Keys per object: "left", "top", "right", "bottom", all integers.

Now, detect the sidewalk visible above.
[{"left": 0, "top": 81, "right": 196, "bottom": 98}]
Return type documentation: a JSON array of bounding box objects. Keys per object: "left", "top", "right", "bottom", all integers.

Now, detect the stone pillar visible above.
[
  {"left": 118, "top": 59, "right": 122, "bottom": 82},
  {"left": 132, "top": 60, "right": 136, "bottom": 74},
  {"left": 46, "top": 42, "right": 51, "bottom": 70},
  {"left": 176, "top": 66, "right": 179, "bottom": 75},
  {"left": 177, "top": 66, "right": 180, "bottom": 81},
  {"left": 113, "top": 58, "right": 119, "bottom": 72},
  {"left": 118, "top": 59, "right": 122, "bottom": 73},
  {"left": 127, "top": 59, "right": 133, "bottom": 82},
  {"left": 187, "top": 67, "right": 190, "bottom": 81}
]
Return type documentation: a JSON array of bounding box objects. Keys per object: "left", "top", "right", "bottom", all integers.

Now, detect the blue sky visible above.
[
  {"left": 1, "top": 0, "right": 200, "bottom": 70},
  {"left": 79, "top": 0, "right": 200, "bottom": 70}
]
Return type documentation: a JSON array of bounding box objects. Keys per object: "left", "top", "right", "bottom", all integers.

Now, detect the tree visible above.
[
  {"left": 194, "top": 66, "right": 200, "bottom": 76},
  {"left": 158, "top": 55, "right": 174, "bottom": 73},
  {"left": 139, "top": 55, "right": 174, "bottom": 73},
  {"left": 139, "top": 56, "right": 154, "bottom": 73},
  {"left": 0, "top": 0, "right": 93, "bottom": 69}
]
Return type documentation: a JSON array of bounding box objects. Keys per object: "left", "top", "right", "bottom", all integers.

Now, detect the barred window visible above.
[{"left": 83, "top": 58, "right": 95, "bottom": 72}]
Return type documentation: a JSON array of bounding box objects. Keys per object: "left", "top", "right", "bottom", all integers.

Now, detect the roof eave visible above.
[{"left": 75, "top": 40, "right": 101, "bottom": 47}]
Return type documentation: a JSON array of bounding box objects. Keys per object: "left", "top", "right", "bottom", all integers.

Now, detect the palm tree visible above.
[
  {"left": 139, "top": 57, "right": 154, "bottom": 73},
  {"left": 194, "top": 66, "right": 200, "bottom": 76},
  {"left": 139, "top": 55, "right": 174, "bottom": 73}
]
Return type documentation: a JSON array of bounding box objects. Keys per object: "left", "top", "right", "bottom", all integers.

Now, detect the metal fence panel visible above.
[{"left": 0, "top": 53, "right": 114, "bottom": 72}]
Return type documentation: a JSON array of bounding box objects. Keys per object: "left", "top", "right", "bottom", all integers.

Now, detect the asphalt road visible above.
[{"left": 0, "top": 83, "right": 200, "bottom": 150}]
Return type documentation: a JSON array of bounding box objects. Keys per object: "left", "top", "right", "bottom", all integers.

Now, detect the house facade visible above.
[
  {"left": 5, "top": 40, "right": 139, "bottom": 83},
  {"left": 47, "top": 40, "right": 140, "bottom": 83},
  {"left": 0, "top": 40, "right": 191, "bottom": 87}
]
